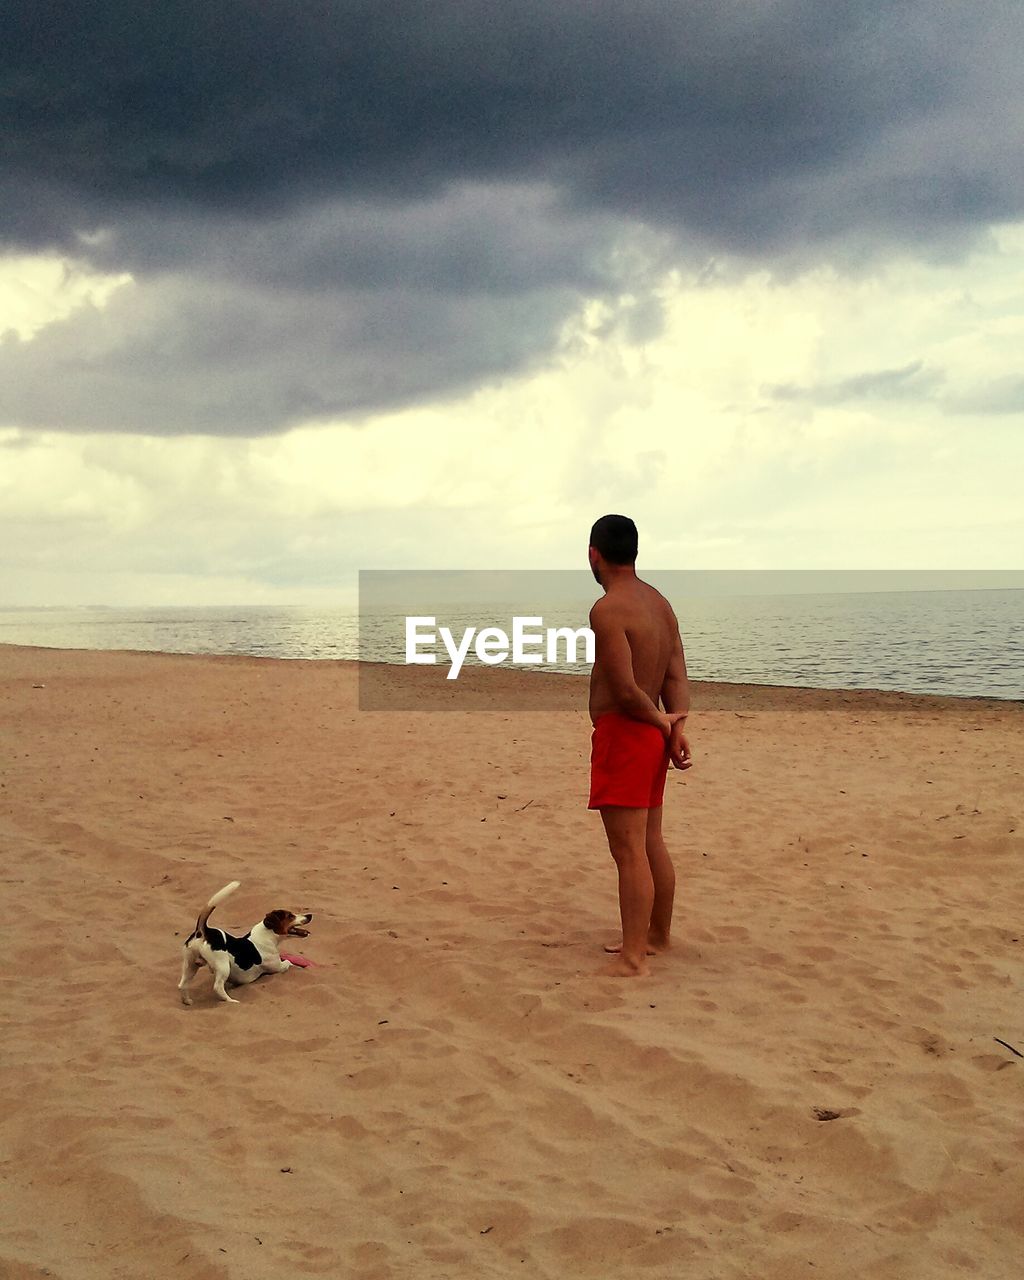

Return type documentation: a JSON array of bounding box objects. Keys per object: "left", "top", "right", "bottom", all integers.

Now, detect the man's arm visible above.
[
  {"left": 590, "top": 601, "right": 677, "bottom": 735},
  {"left": 661, "top": 620, "right": 693, "bottom": 770},
  {"left": 660, "top": 622, "right": 690, "bottom": 717}
]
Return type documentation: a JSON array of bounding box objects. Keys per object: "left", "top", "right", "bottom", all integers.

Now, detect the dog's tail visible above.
[{"left": 194, "top": 880, "right": 240, "bottom": 937}]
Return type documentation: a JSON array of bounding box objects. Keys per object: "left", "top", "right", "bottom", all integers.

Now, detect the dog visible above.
[{"left": 179, "top": 880, "right": 313, "bottom": 1005}]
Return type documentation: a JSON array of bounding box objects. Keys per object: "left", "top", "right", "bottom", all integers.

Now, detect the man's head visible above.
[{"left": 589, "top": 514, "right": 638, "bottom": 584}]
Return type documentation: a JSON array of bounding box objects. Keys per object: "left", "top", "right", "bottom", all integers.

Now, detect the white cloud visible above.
[{"left": 0, "top": 255, "right": 132, "bottom": 340}]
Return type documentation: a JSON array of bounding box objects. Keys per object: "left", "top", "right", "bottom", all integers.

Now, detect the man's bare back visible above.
[{"left": 589, "top": 578, "right": 682, "bottom": 726}]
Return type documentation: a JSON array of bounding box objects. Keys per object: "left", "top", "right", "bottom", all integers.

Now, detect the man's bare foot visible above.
[
  {"left": 598, "top": 955, "right": 651, "bottom": 977},
  {"left": 603, "top": 934, "right": 671, "bottom": 956}
]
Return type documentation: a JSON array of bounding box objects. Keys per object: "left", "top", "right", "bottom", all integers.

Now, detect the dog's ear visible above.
[{"left": 263, "top": 910, "right": 295, "bottom": 935}]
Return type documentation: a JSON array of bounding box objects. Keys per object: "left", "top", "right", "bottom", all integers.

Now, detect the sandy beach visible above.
[{"left": 1, "top": 643, "right": 1022, "bottom": 1280}]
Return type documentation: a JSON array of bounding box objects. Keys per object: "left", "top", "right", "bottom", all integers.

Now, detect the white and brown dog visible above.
[{"left": 179, "top": 881, "right": 313, "bottom": 1006}]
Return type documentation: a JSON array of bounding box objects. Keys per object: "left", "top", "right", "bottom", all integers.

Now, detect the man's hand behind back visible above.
[{"left": 669, "top": 722, "right": 692, "bottom": 770}]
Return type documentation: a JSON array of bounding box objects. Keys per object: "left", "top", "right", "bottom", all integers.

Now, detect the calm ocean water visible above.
[{"left": 1, "top": 589, "right": 1021, "bottom": 700}]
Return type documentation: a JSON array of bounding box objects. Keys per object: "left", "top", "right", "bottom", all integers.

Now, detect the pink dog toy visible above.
[{"left": 280, "top": 952, "right": 316, "bottom": 968}]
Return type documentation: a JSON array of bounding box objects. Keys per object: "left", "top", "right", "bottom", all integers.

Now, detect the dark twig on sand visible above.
[
  {"left": 994, "top": 1037, "right": 1023, "bottom": 1059},
  {"left": 514, "top": 798, "right": 535, "bottom": 812}
]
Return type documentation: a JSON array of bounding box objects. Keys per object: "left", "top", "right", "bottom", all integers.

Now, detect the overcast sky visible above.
[{"left": 2, "top": 1, "right": 1023, "bottom": 605}]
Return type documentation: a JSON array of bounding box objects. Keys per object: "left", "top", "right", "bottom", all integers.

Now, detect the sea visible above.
[{"left": 1, "top": 587, "right": 1022, "bottom": 701}]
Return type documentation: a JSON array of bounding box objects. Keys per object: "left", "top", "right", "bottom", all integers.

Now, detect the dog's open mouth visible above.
[{"left": 287, "top": 925, "right": 310, "bottom": 937}]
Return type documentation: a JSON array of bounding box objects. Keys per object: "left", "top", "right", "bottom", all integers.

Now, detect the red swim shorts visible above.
[{"left": 588, "top": 713, "right": 670, "bottom": 810}]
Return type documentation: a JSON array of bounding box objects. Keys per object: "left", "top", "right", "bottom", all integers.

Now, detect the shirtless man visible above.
[{"left": 587, "top": 514, "right": 692, "bottom": 977}]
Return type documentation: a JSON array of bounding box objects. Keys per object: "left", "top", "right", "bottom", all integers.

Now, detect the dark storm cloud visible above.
[
  {"left": 73, "top": 185, "right": 647, "bottom": 296},
  {"left": 0, "top": 270, "right": 584, "bottom": 434},
  {"left": 6, "top": 0, "right": 1020, "bottom": 255},
  {"left": 2, "top": 0, "right": 1022, "bottom": 434}
]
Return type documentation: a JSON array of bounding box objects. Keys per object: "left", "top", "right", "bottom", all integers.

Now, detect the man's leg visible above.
[
  {"left": 599, "top": 806, "right": 654, "bottom": 977},
  {"left": 645, "top": 803, "right": 675, "bottom": 950},
  {"left": 602, "top": 804, "right": 675, "bottom": 954}
]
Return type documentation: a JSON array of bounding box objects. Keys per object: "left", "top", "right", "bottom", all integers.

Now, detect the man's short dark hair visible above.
[{"left": 589, "top": 514, "right": 638, "bottom": 564}]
